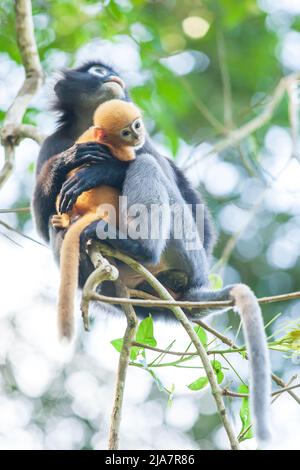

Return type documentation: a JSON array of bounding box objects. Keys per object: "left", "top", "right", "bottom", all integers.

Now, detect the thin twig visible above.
[
  {"left": 237, "top": 374, "right": 298, "bottom": 443},
  {"left": 0, "top": 0, "right": 44, "bottom": 187},
  {"left": 0, "top": 219, "right": 44, "bottom": 246},
  {"left": 0, "top": 207, "right": 30, "bottom": 213},
  {"left": 287, "top": 79, "right": 300, "bottom": 162},
  {"left": 131, "top": 341, "right": 283, "bottom": 357},
  {"left": 222, "top": 383, "right": 300, "bottom": 399},
  {"left": 217, "top": 27, "right": 234, "bottom": 128},
  {"left": 271, "top": 375, "right": 298, "bottom": 404},
  {"left": 183, "top": 73, "right": 300, "bottom": 171},
  {"left": 86, "top": 288, "right": 300, "bottom": 310},
  {"left": 179, "top": 76, "right": 228, "bottom": 135},
  {"left": 194, "top": 320, "right": 300, "bottom": 406},
  {"left": 213, "top": 156, "right": 293, "bottom": 273}
]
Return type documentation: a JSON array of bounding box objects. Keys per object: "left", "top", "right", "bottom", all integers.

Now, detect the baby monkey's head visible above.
[{"left": 92, "top": 99, "right": 145, "bottom": 156}]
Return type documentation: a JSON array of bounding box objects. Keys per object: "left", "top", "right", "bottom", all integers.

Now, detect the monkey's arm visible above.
[
  {"left": 33, "top": 142, "right": 127, "bottom": 241},
  {"left": 80, "top": 153, "right": 171, "bottom": 264},
  {"left": 58, "top": 159, "right": 129, "bottom": 214}
]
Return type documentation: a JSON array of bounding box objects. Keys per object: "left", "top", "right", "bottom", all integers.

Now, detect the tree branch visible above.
[
  {"left": 85, "top": 288, "right": 300, "bottom": 310},
  {"left": 81, "top": 246, "right": 119, "bottom": 331},
  {"left": 108, "top": 280, "right": 138, "bottom": 450},
  {"left": 183, "top": 72, "right": 300, "bottom": 171},
  {"left": 217, "top": 27, "right": 234, "bottom": 128},
  {"left": 81, "top": 244, "right": 138, "bottom": 450},
  {"left": 0, "top": 0, "right": 44, "bottom": 187},
  {"left": 222, "top": 382, "right": 300, "bottom": 399}
]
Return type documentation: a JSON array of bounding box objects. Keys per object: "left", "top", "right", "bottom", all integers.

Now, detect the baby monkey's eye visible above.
[
  {"left": 134, "top": 120, "right": 141, "bottom": 129},
  {"left": 121, "top": 130, "right": 131, "bottom": 137}
]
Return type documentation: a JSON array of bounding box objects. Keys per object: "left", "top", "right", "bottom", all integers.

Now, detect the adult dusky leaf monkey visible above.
[{"left": 32, "top": 61, "right": 271, "bottom": 442}]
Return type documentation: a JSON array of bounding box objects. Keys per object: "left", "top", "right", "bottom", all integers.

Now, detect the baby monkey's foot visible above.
[{"left": 51, "top": 213, "right": 70, "bottom": 229}]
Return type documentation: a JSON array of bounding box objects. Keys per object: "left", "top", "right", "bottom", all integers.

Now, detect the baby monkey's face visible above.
[{"left": 119, "top": 117, "right": 145, "bottom": 148}]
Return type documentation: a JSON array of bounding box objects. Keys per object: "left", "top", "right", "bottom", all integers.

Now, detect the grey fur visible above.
[{"left": 121, "top": 153, "right": 209, "bottom": 286}]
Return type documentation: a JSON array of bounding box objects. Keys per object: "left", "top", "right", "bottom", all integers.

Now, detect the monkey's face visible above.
[
  {"left": 88, "top": 65, "right": 126, "bottom": 101},
  {"left": 54, "top": 62, "right": 127, "bottom": 112},
  {"left": 119, "top": 117, "right": 145, "bottom": 148}
]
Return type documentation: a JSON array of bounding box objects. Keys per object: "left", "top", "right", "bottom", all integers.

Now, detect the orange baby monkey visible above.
[{"left": 52, "top": 99, "right": 145, "bottom": 340}]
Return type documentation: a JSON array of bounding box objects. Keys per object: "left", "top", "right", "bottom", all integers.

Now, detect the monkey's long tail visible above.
[
  {"left": 185, "top": 283, "right": 271, "bottom": 444},
  {"left": 58, "top": 212, "right": 101, "bottom": 340},
  {"left": 229, "top": 284, "right": 271, "bottom": 444}
]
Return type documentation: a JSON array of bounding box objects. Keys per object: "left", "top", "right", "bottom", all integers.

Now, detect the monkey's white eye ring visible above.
[{"left": 88, "top": 66, "right": 108, "bottom": 77}]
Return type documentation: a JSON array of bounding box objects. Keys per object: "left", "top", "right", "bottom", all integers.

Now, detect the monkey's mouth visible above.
[
  {"left": 105, "top": 76, "right": 125, "bottom": 89},
  {"left": 134, "top": 138, "right": 145, "bottom": 150}
]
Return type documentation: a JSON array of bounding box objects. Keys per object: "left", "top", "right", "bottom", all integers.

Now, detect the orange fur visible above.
[{"left": 54, "top": 99, "right": 144, "bottom": 340}]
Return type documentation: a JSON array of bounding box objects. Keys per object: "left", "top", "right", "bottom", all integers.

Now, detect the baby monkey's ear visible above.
[{"left": 93, "top": 126, "right": 106, "bottom": 142}]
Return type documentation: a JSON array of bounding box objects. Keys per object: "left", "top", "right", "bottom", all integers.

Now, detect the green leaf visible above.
[
  {"left": 130, "top": 346, "right": 140, "bottom": 361},
  {"left": 111, "top": 338, "right": 123, "bottom": 352},
  {"left": 111, "top": 316, "right": 156, "bottom": 361},
  {"left": 238, "top": 384, "right": 253, "bottom": 442},
  {"left": 187, "top": 376, "right": 209, "bottom": 391},
  {"left": 209, "top": 274, "right": 223, "bottom": 290},
  {"left": 193, "top": 325, "right": 207, "bottom": 347},
  {"left": 135, "top": 315, "right": 157, "bottom": 347},
  {"left": 211, "top": 360, "right": 224, "bottom": 384},
  {"left": 27, "top": 162, "right": 35, "bottom": 174},
  {"left": 110, "top": 338, "right": 140, "bottom": 361}
]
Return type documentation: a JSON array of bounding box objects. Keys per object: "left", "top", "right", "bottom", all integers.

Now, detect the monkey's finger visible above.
[
  {"left": 59, "top": 169, "right": 94, "bottom": 213},
  {"left": 74, "top": 155, "right": 109, "bottom": 167},
  {"left": 59, "top": 180, "right": 80, "bottom": 213},
  {"left": 59, "top": 176, "right": 78, "bottom": 212},
  {"left": 77, "top": 142, "right": 102, "bottom": 149},
  {"left": 76, "top": 144, "right": 112, "bottom": 159},
  {"left": 75, "top": 145, "right": 104, "bottom": 157},
  {"left": 59, "top": 187, "right": 82, "bottom": 214}
]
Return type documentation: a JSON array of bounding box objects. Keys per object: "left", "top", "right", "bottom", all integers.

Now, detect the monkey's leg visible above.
[
  {"left": 80, "top": 218, "right": 168, "bottom": 264},
  {"left": 183, "top": 283, "right": 271, "bottom": 444}
]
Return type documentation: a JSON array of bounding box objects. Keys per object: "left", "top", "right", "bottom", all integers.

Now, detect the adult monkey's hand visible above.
[{"left": 58, "top": 158, "right": 129, "bottom": 214}]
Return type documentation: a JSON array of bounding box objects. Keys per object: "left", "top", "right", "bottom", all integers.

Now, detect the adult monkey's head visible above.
[{"left": 54, "top": 61, "right": 129, "bottom": 116}]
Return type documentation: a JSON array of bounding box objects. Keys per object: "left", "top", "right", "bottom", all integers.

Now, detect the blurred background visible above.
[{"left": 0, "top": 0, "right": 300, "bottom": 450}]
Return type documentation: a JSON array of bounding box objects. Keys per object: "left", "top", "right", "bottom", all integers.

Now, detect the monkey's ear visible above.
[{"left": 93, "top": 126, "right": 106, "bottom": 142}]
